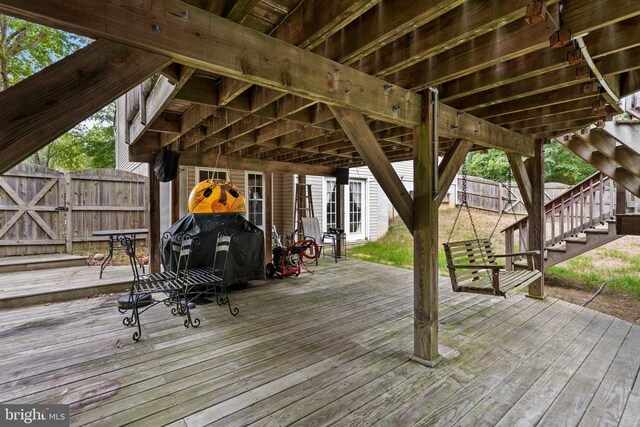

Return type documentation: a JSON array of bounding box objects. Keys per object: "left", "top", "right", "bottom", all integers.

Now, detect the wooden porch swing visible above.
[{"left": 443, "top": 158, "right": 541, "bottom": 297}]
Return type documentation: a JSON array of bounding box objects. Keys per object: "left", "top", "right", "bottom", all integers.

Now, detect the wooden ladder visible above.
[{"left": 294, "top": 183, "right": 315, "bottom": 240}]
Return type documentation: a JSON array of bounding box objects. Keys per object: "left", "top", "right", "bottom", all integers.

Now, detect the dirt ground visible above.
[{"left": 545, "top": 281, "right": 640, "bottom": 325}]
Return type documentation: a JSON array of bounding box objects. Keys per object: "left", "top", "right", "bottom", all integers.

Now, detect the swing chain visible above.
[{"left": 446, "top": 159, "right": 484, "bottom": 254}]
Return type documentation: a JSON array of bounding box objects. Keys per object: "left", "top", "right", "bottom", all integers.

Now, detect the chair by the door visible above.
[{"left": 301, "top": 217, "right": 337, "bottom": 263}]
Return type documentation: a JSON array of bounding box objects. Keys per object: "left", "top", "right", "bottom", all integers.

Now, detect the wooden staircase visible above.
[
  {"left": 504, "top": 172, "right": 637, "bottom": 269},
  {"left": 505, "top": 106, "right": 640, "bottom": 269}
]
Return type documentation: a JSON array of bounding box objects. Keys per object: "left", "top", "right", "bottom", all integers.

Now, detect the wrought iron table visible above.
[{"left": 93, "top": 228, "right": 148, "bottom": 278}]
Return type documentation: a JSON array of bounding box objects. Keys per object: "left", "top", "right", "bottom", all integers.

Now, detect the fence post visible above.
[{"left": 64, "top": 173, "right": 73, "bottom": 253}]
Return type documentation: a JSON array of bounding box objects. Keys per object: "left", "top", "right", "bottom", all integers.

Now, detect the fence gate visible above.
[
  {"left": 0, "top": 164, "right": 147, "bottom": 256},
  {"left": 0, "top": 164, "right": 66, "bottom": 256}
]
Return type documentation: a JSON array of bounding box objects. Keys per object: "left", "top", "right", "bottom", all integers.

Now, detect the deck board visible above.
[{"left": 0, "top": 259, "right": 638, "bottom": 426}]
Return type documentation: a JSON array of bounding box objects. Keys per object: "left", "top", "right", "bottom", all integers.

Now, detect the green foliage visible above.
[
  {"left": 463, "top": 141, "right": 597, "bottom": 185},
  {"left": 1, "top": 14, "right": 114, "bottom": 171},
  {"left": 465, "top": 150, "right": 511, "bottom": 182},
  {"left": 24, "top": 104, "right": 116, "bottom": 171},
  {"left": 544, "top": 141, "right": 597, "bottom": 184},
  {"left": 0, "top": 15, "right": 87, "bottom": 89}
]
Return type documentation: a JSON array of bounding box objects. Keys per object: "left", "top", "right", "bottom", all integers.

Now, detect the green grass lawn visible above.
[{"left": 351, "top": 211, "right": 640, "bottom": 299}]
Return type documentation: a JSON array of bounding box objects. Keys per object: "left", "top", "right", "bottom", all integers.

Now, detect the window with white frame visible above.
[
  {"left": 197, "top": 168, "right": 227, "bottom": 182},
  {"left": 246, "top": 172, "right": 264, "bottom": 228}
]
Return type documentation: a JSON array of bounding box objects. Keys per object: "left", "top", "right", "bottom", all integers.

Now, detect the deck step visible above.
[
  {"left": 0, "top": 254, "right": 87, "bottom": 274},
  {"left": 584, "top": 228, "right": 610, "bottom": 235},
  {"left": 0, "top": 265, "right": 132, "bottom": 309},
  {"left": 564, "top": 237, "right": 587, "bottom": 244}
]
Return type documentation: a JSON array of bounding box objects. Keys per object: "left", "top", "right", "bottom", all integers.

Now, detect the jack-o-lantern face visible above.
[{"left": 188, "top": 179, "right": 247, "bottom": 214}]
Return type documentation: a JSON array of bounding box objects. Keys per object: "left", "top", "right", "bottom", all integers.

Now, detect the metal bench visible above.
[{"left": 119, "top": 232, "right": 238, "bottom": 342}]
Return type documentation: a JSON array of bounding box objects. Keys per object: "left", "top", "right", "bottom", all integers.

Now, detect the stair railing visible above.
[{"left": 503, "top": 172, "right": 624, "bottom": 266}]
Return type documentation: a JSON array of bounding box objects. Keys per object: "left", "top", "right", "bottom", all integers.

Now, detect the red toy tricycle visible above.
[{"left": 265, "top": 239, "right": 320, "bottom": 279}]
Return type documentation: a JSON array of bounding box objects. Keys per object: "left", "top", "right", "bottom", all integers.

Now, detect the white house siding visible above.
[{"left": 307, "top": 165, "right": 383, "bottom": 242}]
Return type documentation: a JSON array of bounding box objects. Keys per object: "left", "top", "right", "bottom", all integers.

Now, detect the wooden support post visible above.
[
  {"left": 170, "top": 177, "right": 180, "bottom": 224},
  {"left": 527, "top": 139, "right": 545, "bottom": 299},
  {"left": 412, "top": 90, "right": 439, "bottom": 366},
  {"left": 264, "top": 172, "right": 273, "bottom": 264},
  {"left": 148, "top": 164, "right": 161, "bottom": 273},
  {"left": 616, "top": 183, "right": 627, "bottom": 215},
  {"left": 336, "top": 181, "right": 345, "bottom": 257}
]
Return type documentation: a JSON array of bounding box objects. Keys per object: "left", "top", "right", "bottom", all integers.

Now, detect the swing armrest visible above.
[
  {"left": 448, "top": 264, "right": 504, "bottom": 270},
  {"left": 493, "top": 250, "right": 540, "bottom": 258}
]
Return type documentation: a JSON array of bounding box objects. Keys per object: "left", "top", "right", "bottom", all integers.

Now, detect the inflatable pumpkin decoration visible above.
[{"left": 188, "top": 179, "right": 247, "bottom": 214}]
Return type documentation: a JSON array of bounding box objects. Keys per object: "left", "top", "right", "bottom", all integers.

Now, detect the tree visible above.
[
  {"left": 1, "top": 15, "right": 115, "bottom": 171},
  {"left": 462, "top": 141, "right": 596, "bottom": 185},
  {"left": 0, "top": 15, "right": 86, "bottom": 89}
]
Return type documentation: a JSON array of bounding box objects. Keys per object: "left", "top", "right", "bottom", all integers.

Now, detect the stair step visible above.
[
  {"left": 564, "top": 237, "right": 587, "bottom": 244},
  {"left": 546, "top": 245, "right": 566, "bottom": 253},
  {"left": 584, "top": 228, "right": 610, "bottom": 235}
]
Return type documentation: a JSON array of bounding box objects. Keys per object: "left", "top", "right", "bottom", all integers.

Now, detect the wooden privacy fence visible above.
[
  {"left": 0, "top": 164, "right": 147, "bottom": 256},
  {"left": 455, "top": 176, "right": 569, "bottom": 214}
]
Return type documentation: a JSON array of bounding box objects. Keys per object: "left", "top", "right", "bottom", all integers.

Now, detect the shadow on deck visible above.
[{"left": 0, "top": 259, "right": 638, "bottom": 426}]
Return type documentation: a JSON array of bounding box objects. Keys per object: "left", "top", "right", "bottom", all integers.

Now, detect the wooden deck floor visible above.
[{"left": 0, "top": 259, "right": 638, "bottom": 426}]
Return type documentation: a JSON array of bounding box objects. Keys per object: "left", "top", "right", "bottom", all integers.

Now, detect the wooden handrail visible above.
[{"left": 502, "top": 171, "right": 622, "bottom": 254}]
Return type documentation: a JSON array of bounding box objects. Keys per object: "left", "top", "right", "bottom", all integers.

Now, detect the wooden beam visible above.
[
  {"left": 438, "top": 103, "right": 535, "bottom": 157},
  {"left": 412, "top": 89, "right": 439, "bottom": 364},
  {"left": 436, "top": 139, "right": 472, "bottom": 206},
  {"left": 218, "top": 0, "right": 378, "bottom": 106},
  {"left": 0, "top": 0, "right": 421, "bottom": 126},
  {"left": 574, "top": 128, "right": 640, "bottom": 177},
  {"left": 314, "top": 0, "right": 464, "bottom": 65},
  {"left": 471, "top": 85, "right": 594, "bottom": 120},
  {"left": 148, "top": 112, "right": 182, "bottom": 134},
  {"left": 0, "top": 39, "right": 169, "bottom": 175},
  {"left": 129, "top": 66, "right": 195, "bottom": 145},
  {"left": 506, "top": 153, "right": 533, "bottom": 212},
  {"left": 225, "top": 0, "right": 260, "bottom": 23},
  {"left": 329, "top": 106, "right": 414, "bottom": 229},
  {"left": 449, "top": 68, "right": 591, "bottom": 112},
  {"left": 359, "top": 0, "right": 553, "bottom": 77},
  {"left": 558, "top": 137, "right": 640, "bottom": 197},
  {"left": 272, "top": 0, "right": 379, "bottom": 50},
  {"left": 491, "top": 97, "right": 601, "bottom": 126},
  {"left": 621, "top": 70, "right": 640, "bottom": 96},
  {"left": 526, "top": 140, "right": 545, "bottom": 298},
  {"left": 440, "top": 17, "right": 640, "bottom": 103},
  {"left": 387, "top": 0, "right": 640, "bottom": 90},
  {"left": 175, "top": 151, "right": 337, "bottom": 177},
  {"left": 505, "top": 107, "right": 613, "bottom": 132}
]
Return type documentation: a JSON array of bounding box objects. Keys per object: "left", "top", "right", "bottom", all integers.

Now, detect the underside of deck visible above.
[{"left": 0, "top": 260, "right": 638, "bottom": 426}]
